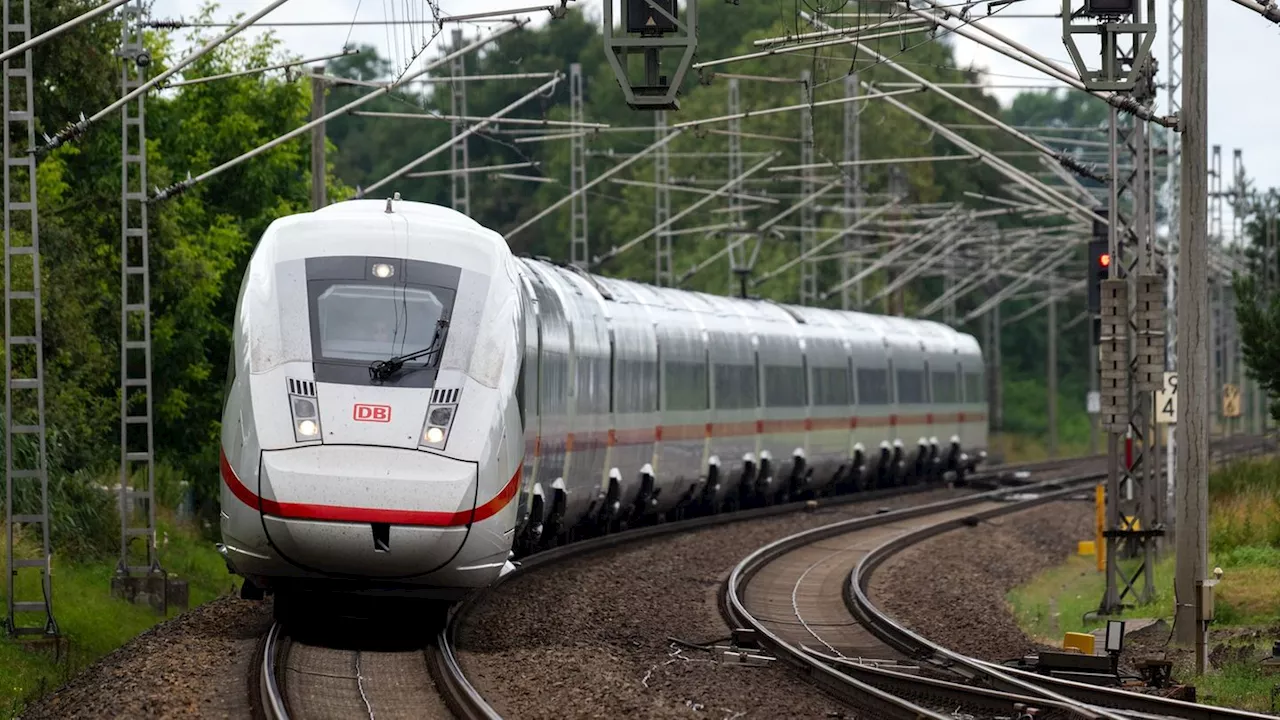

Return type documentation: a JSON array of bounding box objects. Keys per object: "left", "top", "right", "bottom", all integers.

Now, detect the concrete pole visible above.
[
  {"left": 309, "top": 66, "right": 326, "bottom": 210},
  {"left": 1174, "top": 0, "right": 1209, "bottom": 646}
]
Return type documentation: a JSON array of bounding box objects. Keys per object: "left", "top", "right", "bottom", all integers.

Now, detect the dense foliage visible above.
[
  {"left": 16, "top": 2, "right": 1106, "bottom": 552},
  {"left": 1233, "top": 189, "right": 1280, "bottom": 420}
]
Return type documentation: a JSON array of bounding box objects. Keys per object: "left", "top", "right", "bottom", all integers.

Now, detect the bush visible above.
[{"left": 1209, "top": 458, "right": 1280, "bottom": 553}]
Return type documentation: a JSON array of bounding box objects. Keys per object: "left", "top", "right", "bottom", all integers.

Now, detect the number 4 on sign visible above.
[{"left": 1155, "top": 372, "right": 1177, "bottom": 425}]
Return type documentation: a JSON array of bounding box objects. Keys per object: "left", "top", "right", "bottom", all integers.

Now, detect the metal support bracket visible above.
[
  {"left": 602, "top": 0, "right": 698, "bottom": 110},
  {"left": 1062, "top": 0, "right": 1157, "bottom": 91}
]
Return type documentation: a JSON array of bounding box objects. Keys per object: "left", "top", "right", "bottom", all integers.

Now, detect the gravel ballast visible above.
[
  {"left": 869, "top": 498, "right": 1094, "bottom": 663},
  {"left": 19, "top": 596, "right": 272, "bottom": 719},
  {"left": 456, "top": 487, "right": 963, "bottom": 720}
]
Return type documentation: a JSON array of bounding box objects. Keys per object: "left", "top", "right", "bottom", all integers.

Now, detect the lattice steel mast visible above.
[
  {"left": 116, "top": 0, "right": 161, "bottom": 584},
  {"left": 799, "top": 71, "right": 817, "bottom": 306},
  {"left": 654, "top": 110, "right": 672, "bottom": 286},
  {"left": 1100, "top": 58, "right": 1164, "bottom": 613},
  {"left": 569, "top": 63, "right": 588, "bottom": 268},
  {"left": 842, "top": 73, "right": 862, "bottom": 310},
  {"left": 727, "top": 78, "right": 743, "bottom": 290},
  {"left": 4, "top": 0, "right": 56, "bottom": 636},
  {"left": 449, "top": 28, "right": 470, "bottom": 216}
]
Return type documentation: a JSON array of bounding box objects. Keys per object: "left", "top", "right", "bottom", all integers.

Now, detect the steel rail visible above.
[
  {"left": 255, "top": 456, "right": 1100, "bottom": 720},
  {"left": 433, "top": 456, "right": 1099, "bottom": 719},
  {"left": 723, "top": 468, "right": 1112, "bottom": 720},
  {"left": 260, "top": 621, "right": 290, "bottom": 720},
  {"left": 848, "top": 437, "right": 1280, "bottom": 720}
]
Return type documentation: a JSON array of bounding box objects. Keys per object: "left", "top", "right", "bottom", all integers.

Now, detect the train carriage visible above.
[{"left": 218, "top": 199, "right": 987, "bottom": 609}]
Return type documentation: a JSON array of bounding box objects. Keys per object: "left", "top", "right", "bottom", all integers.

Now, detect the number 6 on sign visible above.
[{"left": 1155, "top": 372, "right": 1177, "bottom": 425}]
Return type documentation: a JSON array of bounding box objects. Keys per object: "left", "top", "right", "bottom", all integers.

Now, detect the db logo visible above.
[{"left": 353, "top": 403, "right": 392, "bottom": 423}]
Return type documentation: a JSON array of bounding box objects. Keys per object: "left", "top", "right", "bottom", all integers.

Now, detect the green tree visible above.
[{"left": 1233, "top": 189, "right": 1280, "bottom": 421}]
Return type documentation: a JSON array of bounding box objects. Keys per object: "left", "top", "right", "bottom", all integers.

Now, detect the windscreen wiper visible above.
[{"left": 368, "top": 318, "right": 450, "bottom": 382}]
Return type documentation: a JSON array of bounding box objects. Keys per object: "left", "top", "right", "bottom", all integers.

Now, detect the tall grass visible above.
[{"left": 1209, "top": 457, "right": 1280, "bottom": 551}]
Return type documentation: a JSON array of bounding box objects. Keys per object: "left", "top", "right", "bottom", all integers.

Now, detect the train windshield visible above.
[
  {"left": 305, "top": 256, "right": 462, "bottom": 386},
  {"left": 316, "top": 284, "right": 447, "bottom": 362}
]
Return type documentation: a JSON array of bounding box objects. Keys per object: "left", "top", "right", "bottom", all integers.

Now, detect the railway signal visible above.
[
  {"left": 602, "top": 0, "right": 699, "bottom": 110},
  {"left": 1088, "top": 236, "right": 1109, "bottom": 344}
]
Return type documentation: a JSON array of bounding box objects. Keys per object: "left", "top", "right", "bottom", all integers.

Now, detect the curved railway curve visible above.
[
  {"left": 256, "top": 458, "right": 1072, "bottom": 719},
  {"left": 725, "top": 438, "right": 1279, "bottom": 720}
]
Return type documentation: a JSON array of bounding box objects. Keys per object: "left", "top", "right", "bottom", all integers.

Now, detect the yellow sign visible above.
[{"left": 1223, "top": 383, "right": 1242, "bottom": 418}]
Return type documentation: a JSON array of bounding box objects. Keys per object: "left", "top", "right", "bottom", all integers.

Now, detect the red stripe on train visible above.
[{"left": 219, "top": 449, "right": 520, "bottom": 527}]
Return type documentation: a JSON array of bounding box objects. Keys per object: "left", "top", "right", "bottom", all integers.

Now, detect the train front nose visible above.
[{"left": 257, "top": 445, "right": 477, "bottom": 579}]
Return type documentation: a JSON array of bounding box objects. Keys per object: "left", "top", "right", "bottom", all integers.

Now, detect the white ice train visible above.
[{"left": 217, "top": 198, "right": 988, "bottom": 608}]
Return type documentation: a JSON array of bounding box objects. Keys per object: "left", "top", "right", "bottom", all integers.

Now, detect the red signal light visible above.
[{"left": 1099, "top": 253, "right": 1111, "bottom": 268}]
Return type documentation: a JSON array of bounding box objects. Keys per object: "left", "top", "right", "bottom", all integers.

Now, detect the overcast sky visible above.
[{"left": 149, "top": 0, "right": 1278, "bottom": 226}]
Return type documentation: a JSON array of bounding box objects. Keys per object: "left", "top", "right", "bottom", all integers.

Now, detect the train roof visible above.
[
  {"left": 520, "top": 258, "right": 981, "bottom": 358},
  {"left": 250, "top": 199, "right": 508, "bottom": 277}
]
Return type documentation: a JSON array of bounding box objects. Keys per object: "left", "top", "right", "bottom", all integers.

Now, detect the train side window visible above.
[
  {"left": 813, "top": 367, "right": 850, "bottom": 406},
  {"left": 665, "top": 359, "right": 708, "bottom": 411},
  {"left": 222, "top": 347, "right": 235, "bottom": 412},
  {"left": 764, "top": 364, "right": 806, "bottom": 408},
  {"left": 896, "top": 369, "right": 925, "bottom": 405},
  {"left": 855, "top": 368, "right": 888, "bottom": 405},
  {"left": 964, "top": 371, "right": 985, "bottom": 403},
  {"left": 714, "top": 363, "right": 757, "bottom": 410},
  {"left": 931, "top": 369, "right": 958, "bottom": 404},
  {"left": 515, "top": 358, "right": 526, "bottom": 425}
]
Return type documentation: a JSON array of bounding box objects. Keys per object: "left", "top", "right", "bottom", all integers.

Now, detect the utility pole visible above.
[
  {"left": 309, "top": 65, "right": 326, "bottom": 210},
  {"left": 799, "top": 71, "right": 817, "bottom": 306},
  {"left": 449, "top": 28, "right": 470, "bottom": 217},
  {"left": 4, "top": 0, "right": 57, "bottom": 637},
  {"left": 654, "top": 110, "right": 673, "bottom": 286},
  {"left": 569, "top": 63, "right": 588, "bottom": 269},
  {"left": 1174, "top": 0, "right": 1209, "bottom": 646},
  {"left": 842, "top": 72, "right": 862, "bottom": 310}
]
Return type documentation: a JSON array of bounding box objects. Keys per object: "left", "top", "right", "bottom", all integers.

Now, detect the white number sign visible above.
[{"left": 1155, "top": 371, "right": 1177, "bottom": 425}]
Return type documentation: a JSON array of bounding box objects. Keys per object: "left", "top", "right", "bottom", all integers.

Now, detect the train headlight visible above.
[
  {"left": 372, "top": 263, "right": 394, "bottom": 278},
  {"left": 429, "top": 406, "right": 453, "bottom": 427},
  {"left": 420, "top": 403, "right": 456, "bottom": 450},
  {"left": 288, "top": 384, "right": 322, "bottom": 443}
]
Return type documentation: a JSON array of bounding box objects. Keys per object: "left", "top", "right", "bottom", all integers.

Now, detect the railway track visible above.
[
  {"left": 252, "top": 451, "right": 1239, "bottom": 719},
  {"left": 725, "top": 438, "right": 1279, "bottom": 720},
  {"left": 259, "top": 616, "right": 468, "bottom": 720}
]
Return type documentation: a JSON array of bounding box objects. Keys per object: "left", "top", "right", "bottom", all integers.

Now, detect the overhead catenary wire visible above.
[
  {"left": 351, "top": 110, "right": 607, "bottom": 129},
  {"left": 0, "top": 0, "right": 132, "bottom": 65},
  {"left": 591, "top": 154, "right": 781, "bottom": 268},
  {"left": 151, "top": 19, "right": 526, "bottom": 202},
  {"left": 889, "top": 0, "right": 1175, "bottom": 128},
  {"left": 162, "top": 48, "right": 359, "bottom": 88},
  {"left": 1224, "top": 0, "right": 1280, "bottom": 24},
  {"left": 42, "top": 0, "right": 297, "bottom": 153},
  {"left": 503, "top": 129, "right": 688, "bottom": 242},
  {"left": 358, "top": 73, "right": 564, "bottom": 197}
]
